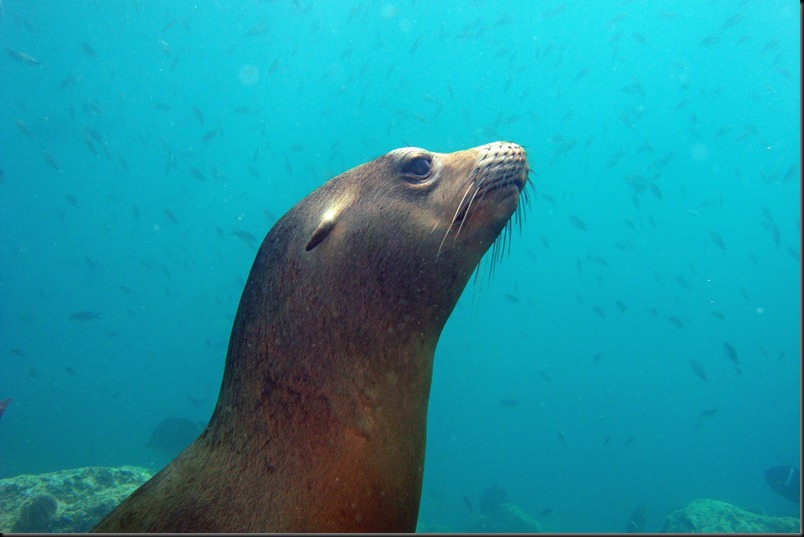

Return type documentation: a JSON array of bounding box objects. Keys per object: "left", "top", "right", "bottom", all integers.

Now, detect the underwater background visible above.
[{"left": 0, "top": 0, "right": 799, "bottom": 532}]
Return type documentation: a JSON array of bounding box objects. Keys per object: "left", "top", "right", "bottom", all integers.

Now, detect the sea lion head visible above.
[
  {"left": 293, "top": 141, "right": 530, "bottom": 334},
  {"left": 304, "top": 141, "right": 529, "bottom": 258}
]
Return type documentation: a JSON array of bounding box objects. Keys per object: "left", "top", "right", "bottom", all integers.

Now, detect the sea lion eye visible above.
[{"left": 403, "top": 156, "right": 432, "bottom": 179}]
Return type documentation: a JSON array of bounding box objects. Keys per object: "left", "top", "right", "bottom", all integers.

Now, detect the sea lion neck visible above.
[{"left": 208, "top": 207, "right": 467, "bottom": 434}]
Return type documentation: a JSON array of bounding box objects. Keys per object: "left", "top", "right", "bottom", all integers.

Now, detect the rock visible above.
[
  {"left": 662, "top": 498, "right": 800, "bottom": 533},
  {"left": 0, "top": 466, "right": 152, "bottom": 533},
  {"left": 13, "top": 493, "right": 58, "bottom": 532},
  {"left": 467, "top": 502, "right": 549, "bottom": 533}
]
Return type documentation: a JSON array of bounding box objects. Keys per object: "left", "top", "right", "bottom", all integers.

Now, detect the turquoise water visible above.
[{"left": 0, "top": 0, "right": 799, "bottom": 532}]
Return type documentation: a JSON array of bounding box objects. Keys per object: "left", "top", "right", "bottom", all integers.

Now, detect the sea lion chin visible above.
[{"left": 93, "top": 141, "right": 530, "bottom": 533}]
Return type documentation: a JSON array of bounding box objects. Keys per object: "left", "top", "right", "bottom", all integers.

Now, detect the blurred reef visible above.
[
  {"left": 465, "top": 501, "right": 549, "bottom": 532},
  {"left": 1, "top": 467, "right": 800, "bottom": 533},
  {"left": 662, "top": 498, "right": 799, "bottom": 533},
  {"left": 0, "top": 466, "right": 152, "bottom": 533}
]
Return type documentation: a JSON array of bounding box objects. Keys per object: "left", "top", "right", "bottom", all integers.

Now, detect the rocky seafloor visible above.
[
  {"left": 0, "top": 466, "right": 799, "bottom": 533},
  {"left": 0, "top": 465, "right": 152, "bottom": 533},
  {"left": 661, "top": 498, "right": 799, "bottom": 533}
]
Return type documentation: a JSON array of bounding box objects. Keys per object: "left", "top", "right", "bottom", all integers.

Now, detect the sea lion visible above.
[{"left": 93, "top": 141, "right": 530, "bottom": 533}]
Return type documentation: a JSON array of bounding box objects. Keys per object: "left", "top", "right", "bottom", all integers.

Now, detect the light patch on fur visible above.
[{"left": 305, "top": 199, "right": 349, "bottom": 251}]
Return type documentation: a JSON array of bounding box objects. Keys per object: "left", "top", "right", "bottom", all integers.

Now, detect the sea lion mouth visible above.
[
  {"left": 452, "top": 143, "right": 529, "bottom": 224},
  {"left": 437, "top": 141, "right": 531, "bottom": 261},
  {"left": 474, "top": 171, "right": 527, "bottom": 197},
  {"left": 453, "top": 173, "right": 524, "bottom": 224}
]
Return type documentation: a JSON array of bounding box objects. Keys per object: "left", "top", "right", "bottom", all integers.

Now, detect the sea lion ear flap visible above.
[{"left": 305, "top": 204, "right": 343, "bottom": 251}]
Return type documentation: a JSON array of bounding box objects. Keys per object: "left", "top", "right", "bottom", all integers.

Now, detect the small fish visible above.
[
  {"left": 79, "top": 41, "right": 96, "bottom": 58},
  {"left": 192, "top": 106, "right": 204, "bottom": 125},
  {"left": 761, "top": 39, "right": 778, "bottom": 53},
  {"left": 723, "top": 342, "right": 741, "bottom": 373},
  {"left": 698, "top": 35, "right": 720, "bottom": 47},
  {"left": 575, "top": 67, "right": 590, "bottom": 80},
  {"left": 619, "top": 78, "right": 644, "bottom": 97},
  {"left": 503, "top": 293, "right": 520, "bottom": 303},
  {"left": 463, "top": 495, "right": 473, "bottom": 512},
  {"left": 268, "top": 58, "right": 281, "bottom": 75},
  {"left": 607, "top": 148, "right": 626, "bottom": 170},
  {"left": 782, "top": 165, "right": 797, "bottom": 184},
  {"left": 187, "top": 395, "right": 205, "bottom": 408},
  {"left": 721, "top": 13, "right": 743, "bottom": 30},
  {"left": 714, "top": 125, "right": 732, "bottom": 138},
  {"left": 69, "top": 311, "right": 101, "bottom": 321},
  {"left": 623, "top": 436, "right": 635, "bottom": 445},
  {"left": 709, "top": 231, "right": 726, "bottom": 253},
  {"left": 15, "top": 119, "right": 31, "bottom": 137},
  {"left": 699, "top": 407, "right": 718, "bottom": 418},
  {"left": 587, "top": 254, "right": 609, "bottom": 267},
  {"left": 760, "top": 220, "right": 780, "bottom": 249},
  {"left": 201, "top": 129, "right": 219, "bottom": 142},
  {"left": 189, "top": 166, "right": 205, "bottom": 181},
  {"left": 627, "top": 505, "right": 648, "bottom": 533},
  {"left": 245, "top": 21, "right": 269, "bottom": 37},
  {"left": 539, "top": 192, "right": 556, "bottom": 205},
  {"left": 231, "top": 229, "right": 259, "bottom": 248},
  {"left": 569, "top": 215, "right": 588, "bottom": 232},
  {"left": 537, "top": 508, "right": 553, "bottom": 517},
  {"left": 60, "top": 73, "right": 84, "bottom": 89},
  {"left": 41, "top": 150, "right": 63, "bottom": 172},
  {"left": 0, "top": 398, "right": 11, "bottom": 418},
  {"left": 86, "top": 100, "right": 104, "bottom": 116},
  {"left": 157, "top": 39, "right": 171, "bottom": 56},
  {"left": 262, "top": 209, "right": 277, "bottom": 223},
  {"left": 498, "top": 398, "right": 520, "bottom": 408},
  {"left": 83, "top": 126, "right": 106, "bottom": 145},
  {"left": 603, "top": 436, "right": 611, "bottom": 445},
  {"left": 665, "top": 315, "right": 684, "bottom": 329},
  {"left": 723, "top": 342, "right": 738, "bottom": 363},
  {"left": 688, "top": 359, "right": 708, "bottom": 383},
  {"left": 557, "top": 430, "right": 567, "bottom": 445},
  {"left": 6, "top": 48, "right": 42, "bottom": 65},
  {"left": 537, "top": 370, "right": 552, "bottom": 383},
  {"left": 163, "top": 208, "right": 178, "bottom": 224},
  {"left": 675, "top": 275, "right": 691, "bottom": 291}
]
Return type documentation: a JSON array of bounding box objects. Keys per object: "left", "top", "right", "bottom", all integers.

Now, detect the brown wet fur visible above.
[{"left": 92, "top": 141, "right": 529, "bottom": 533}]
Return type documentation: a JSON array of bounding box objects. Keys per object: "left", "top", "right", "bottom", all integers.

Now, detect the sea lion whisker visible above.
[
  {"left": 452, "top": 175, "right": 486, "bottom": 239},
  {"left": 461, "top": 162, "right": 515, "bottom": 233},
  {"left": 436, "top": 166, "right": 484, "bottom": 258},
  {"left": 436, "top": 184, "right": 477, "bottom": 259}
]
